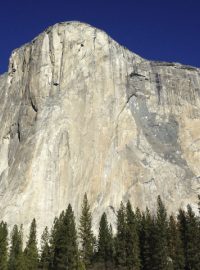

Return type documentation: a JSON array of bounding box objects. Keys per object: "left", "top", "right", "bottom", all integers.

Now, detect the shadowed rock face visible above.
[{"left": 0, "top": 22, "right": 200, "bottom": 235}]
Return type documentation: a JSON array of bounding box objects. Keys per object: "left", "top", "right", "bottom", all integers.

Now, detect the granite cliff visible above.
[{"left": 0, "top": 22, "right": 200, "bottom": 235}]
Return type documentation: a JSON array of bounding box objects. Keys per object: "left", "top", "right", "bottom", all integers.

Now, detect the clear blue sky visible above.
[{"left": 0, "top": 0, "right": 200, "bottom": 74}]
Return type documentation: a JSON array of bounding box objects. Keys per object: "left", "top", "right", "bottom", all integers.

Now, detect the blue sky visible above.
[{"left": 0, "top": 0, "right": 200, "bottom": 74}]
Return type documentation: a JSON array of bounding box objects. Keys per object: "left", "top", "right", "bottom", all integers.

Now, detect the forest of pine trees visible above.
[{"left": 0, "top": 194, "right": 200, "bottom": 270}]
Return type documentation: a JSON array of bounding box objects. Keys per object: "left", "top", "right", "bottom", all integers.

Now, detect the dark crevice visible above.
[
  {"left": 30, "top": 98, "right": 38, "bottom": 113},
  {"left": 10, "top": 63, "right": 16, "bottom": 73},
  {"left": 127, "top": 92, "right": 138, "bottom": 103},
  {"left": 93, "top": 29, "right": 97, "bottom": 49},
  {"left": 17, "top": 123, "right": 21, "bottom": 142},
  {"left": 129, "top": 72, "right": 146, "bottom": 78},
  {"left": 144, "top": 178, "right": 155, "bottom": 184},
  {"left": 117, "top": 92, "right": 138, "bottom": 121},
  {"left": 155, "top": 73, "right": 162, "bottom": 105}
]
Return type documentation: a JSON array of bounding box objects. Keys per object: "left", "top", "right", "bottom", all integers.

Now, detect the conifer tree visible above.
[
  {"left": 49, "top": 215, "right": 64, "bottom": 270},
  {"left": 135, "top": 207, "right": 142, "bottom": 236},
  {"left": 79, "top": 194, "right": 94, "bottom": 268},
  {"left": 97, "top": 212, "right": 113, "bottom": 269},
  {"left": 185, "top": 205, "right": 200, "bottom": 270},
  {"left": 125, "top": 201, "right": 140, "bottom": 270},
  {"left": 65, "top": 204, "right": 79, "bottom": 269},
  {"left": 8, "top": 224, "right": 25, "bottom": 270},
  {"left": 52, "top": 204, "right": 79, "bottom": 269},
  {"left": 0, "top": 221, "right": 8, "bottom": 270},
  {"left": 40, "top": 226, "right": 51, "bottom": 270},
  {"left": 140, "top": 208, "right": 153, "bottom": 270},
  {"left": 151, "top": 196, "right": 169, "bottom": 270},
  {"left": 177, "top": 208, "right": 187, "bottom": 263},
  {"left": 168, "top": 215, "right": 185, "bottom": 270},
  {"left": 24, "top": 218, "right": 39, "bottom": 270},
  {"left": 115, "top": 202, "right": 126, "bottom": 269},
  {"left": 108, "top": 225, "right": 114, "bottom": 260}
]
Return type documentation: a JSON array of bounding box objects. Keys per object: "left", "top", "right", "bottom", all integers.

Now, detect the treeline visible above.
[{"left": 0, "top": 194, "right": 200, "bottom": 270}]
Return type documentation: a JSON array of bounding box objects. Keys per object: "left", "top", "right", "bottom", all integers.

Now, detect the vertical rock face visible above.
[{"left": 0, "top": 22, "right": 200, "bottom": 235}]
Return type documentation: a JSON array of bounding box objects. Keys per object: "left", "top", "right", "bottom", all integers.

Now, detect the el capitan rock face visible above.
[{"left": 0, "top": 22, "right": 200, "bottom": 235}]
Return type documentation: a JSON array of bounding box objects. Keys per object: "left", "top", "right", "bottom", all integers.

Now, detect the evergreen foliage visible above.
[
  {"left": 49, "top": 215, "right": 64, "bottom": 269},
  {"left": 0, "top": 221, "right": 8, "bottom": 270},
  {"left": 0, "top": 194, "right": 199, "bottom": 270},
  {"left": 115, "top": 202, "right": 126, "bottom": 269},
  {"left": 151, "top": 196, "right": 169, "bottom": 270},
  {"left": 97, "top": 212, "right": 113, "bottom": 269},
  {"left": 52, "top": 204, "right": 79, "bottom": 269},
  {"left": 8, "top": 224, "right": 25, "bottom": 270},
  {"left": 135, "top": 207, "right": 142, "bottom": 235},
  {"left": 24, "top": 218, "right": 39, "bottom": 270},
  {"left": 140, "top": 208, "right": 153, "bottom": 270},
  {"left": 177, "top": 208, "right": 187, "bottom": 265},
  {"left": 39, "top": 226, "right": 51, "bottom": 270},
  {"left": 125, "top": 201, "right": 140, "bottom": 270},
  {"left": 79, "top": 193, "right": 94, "bottom": 268},
  {"left": 185, "top": 205, "right": 200, "bottom": 270},
  {"left": 168, "top": 215, "right": 185, "bottom": 270}
]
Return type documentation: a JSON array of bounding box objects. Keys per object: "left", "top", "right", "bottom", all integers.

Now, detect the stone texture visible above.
[{"left": 0, "top": 22, "right": 200, "bottom": 236}]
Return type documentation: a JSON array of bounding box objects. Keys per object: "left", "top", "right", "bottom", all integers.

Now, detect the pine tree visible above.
[
  {"left": 168, "top": 215, "right": 185, "bottom": 270},
  {"left": 49, "top": 214, "right": 65, "bottom": 269},
  {"left": 140, "top": 208, "right": 153, "bottom": 270},
  {"left": 108, "top": 224, "right": 114, "bottom": 265},
  {"left": 65, "top": 204, "right": 79, "bottom": 269},
  {"left": 24, "top": 218, "right": 39, "bottom": 270},
  {"left": 135, "top": 207, "right": 142, "bottom": 237},
  {"left": 52, "top": 204, "right": 79, "bottom": 269},
  {"left": 0, "top": 221, "right": 8, "bottom": 270},
  {"left": 49, "top": 216, "right": 61, "bottom": 269},
  {"left": 79, "top": 194, "right": 94, "bottom": 268},
  {"left": 115, "top": 202, "right": 126, "bottom": 269},
  {"left": 125, "top": 201, "right": 140, "bottom": 270},
  {"left": 40, "top": 226, "right": 51, "bottom": 269},
  {"left": 185, "top": 205, "right": 200, "bottom": 270},
  {"left": 177, "top": 208, "right": 187, "bottom": 264},
  {"left": 8, "top": 224, "right": 25, "bottom": 270},
  {"left": 97, "top": 212, "right": 113, "bottom": 269},
  {"left": 151, "top": 196, "right": 169, "bottom": 270}
]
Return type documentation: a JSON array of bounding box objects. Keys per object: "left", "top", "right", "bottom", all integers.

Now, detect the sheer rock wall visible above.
[{"left": 0, "top": 22, "right": 200, "bottom": 235}]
